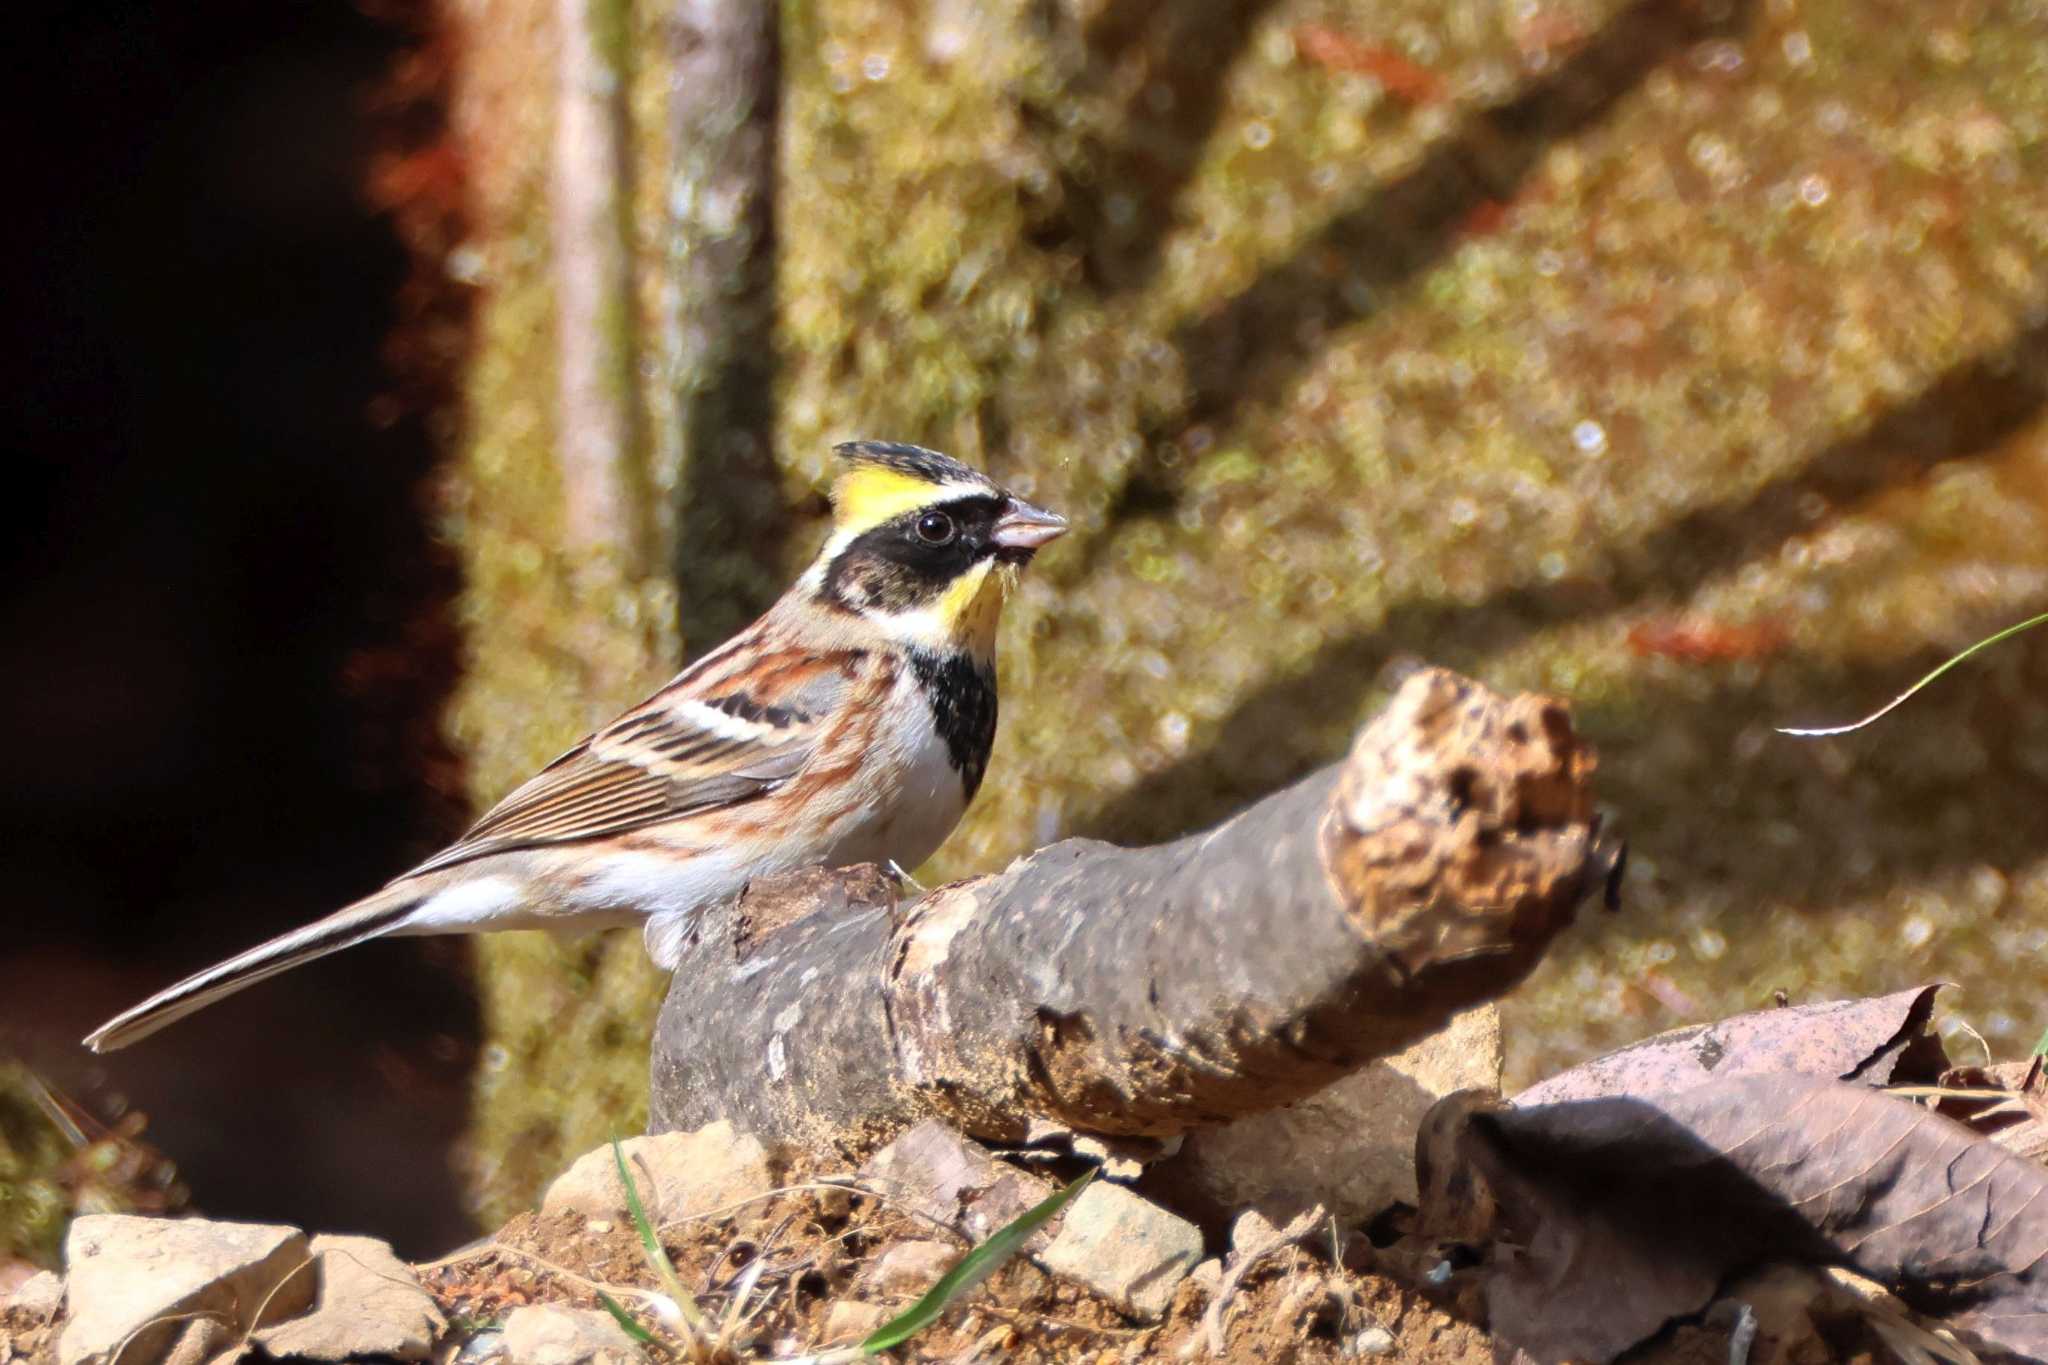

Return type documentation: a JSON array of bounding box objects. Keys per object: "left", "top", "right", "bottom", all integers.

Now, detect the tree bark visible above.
[
  {"left": 435, "top": 0, "right": 660, "bottom": 1225},
  {"left": 551, "top": 0, "right": 649, "bottom": 572},
  {"left": 435, "top": 0, "right": 784, "bottom": 1225},
  {"left": 665, "top": 0, "right": 785, "bottom": 650},
  {"left": 650, "top": 668, "right": 1618, "bottom": 1155}
]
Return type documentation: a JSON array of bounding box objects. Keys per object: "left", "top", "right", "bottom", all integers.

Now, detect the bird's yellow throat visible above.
[{"left": 934, "top": 559, "right": 1014, "bottom": 657}]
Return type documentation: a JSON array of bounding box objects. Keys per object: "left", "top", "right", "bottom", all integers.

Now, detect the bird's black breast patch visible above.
[{"left": 908, "top": 649, "right": 998, "bottom": 799}]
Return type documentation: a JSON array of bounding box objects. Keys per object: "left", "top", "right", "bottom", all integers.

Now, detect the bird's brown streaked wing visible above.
[{"left": 402, "top": 648, "right": 860, "bottom": 876}]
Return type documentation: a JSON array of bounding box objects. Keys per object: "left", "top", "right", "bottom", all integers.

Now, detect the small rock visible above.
[
  {"left": 255, "top": 1234, "right": 444, "bottom": 1361},
  {"left": 821, "top": 1299, "right": 890, "bottom": 1344},
  {"left": 1187, "top": 1258, "right": 1224, "bottom": 1297},
  {"left": 864, "top": 1240, "right": 958, "bottom": 1297},
  {"left": 451, "top": 1327, "right": 508, "bottom": 1363},
  {"left": 1229, "top": 1208, "right": 1285, "bottom": 1257},
  {"left": 5, "top": 1270, "right": 63, "bottom": 1319},
  {"left": 542, "top": 1122, "right": 778, "bottom": 1225},
  {"left": 501, "top": 1304, "right": 641, "bottom": 1365},
  {"left": 1039, "top": 1181, "right": 1202, "bottom": 1320},
  {"left": 59, "top": 1215, "right": 314, "bottom": 1365},
  {"left": 1176, "top": 1005, "right": 1503, "bottom": 1222},
  {"left": 1349, "top": 1324, "right": 1397, "bottom": 1356},
  {"left": 0, "top": 1261, "right": 41, "bottom": 1300},
  {"left": 858, "top": 1121, "right": 1049, "bottom": 1245}
]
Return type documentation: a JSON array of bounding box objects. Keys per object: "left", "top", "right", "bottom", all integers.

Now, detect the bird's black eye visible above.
[{"left": 914, "top": 510, "right": 957, "bottom": 545}]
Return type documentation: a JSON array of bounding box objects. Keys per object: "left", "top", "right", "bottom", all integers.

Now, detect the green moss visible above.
[
  {"left": 444, "top": 2, "right": 678, "bottom": 1227},
  {"left": 0, "top": 1068, "right": 184, "bottom": 1267},
  {"left": 0, "top": 1067, "right": 73, "bottom": 1267},
  {"left": 770, "top": 0, "right": 2048, "bottom": 1083},
  {"left": 462, "top": 0, "right": 2048, "bottom": 1220}
]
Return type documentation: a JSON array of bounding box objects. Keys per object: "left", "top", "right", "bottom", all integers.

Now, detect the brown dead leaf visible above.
[
  {"left": 1428, "top": 1073, "right": 2048, "bottom": 1363},
  {"left": 1936, "top": 1060, "right": 2048, "bottom": 1163},
  {"left": 1511, "top": 985, "right": 1946, "bottom": 1106}
]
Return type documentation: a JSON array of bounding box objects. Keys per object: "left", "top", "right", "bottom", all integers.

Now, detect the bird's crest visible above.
[{"left": 830, "top": 441, "right": 997, "bottom": 533}]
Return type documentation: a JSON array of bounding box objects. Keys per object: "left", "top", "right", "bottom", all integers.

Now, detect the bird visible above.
[{"left": 85, "top": 441, "right": 1067, "bottom": 1052}]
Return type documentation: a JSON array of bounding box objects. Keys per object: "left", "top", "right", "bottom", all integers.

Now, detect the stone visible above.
[
  {"left": 820, "top": 1299, "right": 890, "bottom": 1344},
  {"left": 863, "top": 1240, "right": 958, "bottom": 1298},
  {"left": 0, "top": 1263, "right": 39, "bottom": 1301},
  {"left": 255, "top": 1234, "right": 445, "bottom": 1360},
  {"left": 4, "top": 1270, "right": 62, "bottom": 1319},
  {"left": 860, "top": 1123, "right": 1205, "bottom": 1319},
  {"left": 1174, "top": 1005, "right": 1503, "bottom": 1222},
  {"left": 1038, "top": 1180, "right": 1203, "bottom": 1321},
  {"left": 1350, "top": 1324, "right": 1398, "bottom": 1356},
  {"left": 1229, "top": 1208, "right": 1286, "bottom": 1257},
  {"left": 542, "top": 1122, "right": 778, "bottom": 1226},
  {"left": 501, "top": 1304, "right": 642, "bottom": 1365},
  {"left": 450, "top": 1327, "right": 508, "bottom": 1362},
  {"left": 59, "top": 1215, "right": 313, "bottom": 1365},
  {"left": 857, "top": 1121, "right": 1050, "bottom": 1246},
  {"left": 160, "top": 1317, "right": 234, "bottom": 1365}
]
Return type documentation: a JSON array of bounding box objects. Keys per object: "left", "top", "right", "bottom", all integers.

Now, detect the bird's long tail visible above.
[{"left": 83, "top": 885, "right": 423, "bottom": 1053}]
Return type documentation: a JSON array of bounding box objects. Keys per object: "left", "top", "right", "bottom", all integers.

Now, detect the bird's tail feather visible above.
[{"left": 83, "top": 886, "right": 422, "bottom": 1052}]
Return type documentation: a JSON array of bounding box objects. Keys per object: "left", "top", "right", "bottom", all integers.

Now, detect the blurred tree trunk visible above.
[{"left": 435, "top": 0, "right": 778, "bottom": 1224}]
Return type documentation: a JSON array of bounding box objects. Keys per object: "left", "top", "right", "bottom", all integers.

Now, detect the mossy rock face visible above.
[
  {"left": 444, "top": 0, "right": 678, "bottom": 1228},
  {"left": 774, "top": 0, "right": 2048, "bottom": 1078},
  {"left": 457, "top": 0, "right": 2048, "bottom": 1221}
]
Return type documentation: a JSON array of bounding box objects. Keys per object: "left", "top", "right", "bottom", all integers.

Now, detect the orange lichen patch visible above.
[
  {"left": 1457, "top": 199, "right": 1512, "bottom": 241},
  {"left": 1293, "top": 25, "right": 1448, "bottom": 104},
  {"left": 1626, "top": 617, "right": 1790, "bottom": 664},
  {"left": 370, "top": 142, "right": 467, "bottom": 226}
]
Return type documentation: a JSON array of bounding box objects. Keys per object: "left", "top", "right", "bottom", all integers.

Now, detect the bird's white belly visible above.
[{"left": 823, "top": 671, "right": 969, "bottom": 874}]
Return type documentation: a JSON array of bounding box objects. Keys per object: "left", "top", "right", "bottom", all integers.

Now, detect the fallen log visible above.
[{"left": 649, "top": 667, "right": 1617, "bottom": 1155}]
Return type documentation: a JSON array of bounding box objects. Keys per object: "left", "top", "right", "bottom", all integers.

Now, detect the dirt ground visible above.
[
  {"left": 0, "top": 1175, "right": 1922, "bottom": 1365},
  {"left": 419, "top": 1186, "right": 1500, "bottom": 1363}
]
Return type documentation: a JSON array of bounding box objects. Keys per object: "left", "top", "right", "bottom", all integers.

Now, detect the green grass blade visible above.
[
  {"left": 595, "top": 1288, "right": 660, "bottom": 1347},
  {"left": 612, "top": 1135, "right": 704, "bottom": 1333},
  {"left": 860, "top": 1167, "right": 1096, "bottom": 1354},
  {"left": 1779, "top": 611, "right": 2048, "bottom": 737}
]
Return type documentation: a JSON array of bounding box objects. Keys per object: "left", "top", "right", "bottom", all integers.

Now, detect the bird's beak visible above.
[{"left": 990, "top": 499, "right": 1068, "bottom": 553}]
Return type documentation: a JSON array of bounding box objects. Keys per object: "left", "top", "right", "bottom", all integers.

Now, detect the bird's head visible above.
[{"left": 813, "top": 441, "right": 1067, "bottom": 658}]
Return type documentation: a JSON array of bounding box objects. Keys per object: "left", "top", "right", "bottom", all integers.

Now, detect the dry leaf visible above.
[
  {"left": 1512, "top": 985, "right": 1946, "bottom": 1107},
  {"left": 1426, "top": 1073, "right": 2048, "bottom": 1362}
]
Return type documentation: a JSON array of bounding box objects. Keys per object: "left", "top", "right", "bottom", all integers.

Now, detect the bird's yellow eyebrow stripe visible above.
[{"left": 833, "top": 466, "right": 983, "bottom": 533}]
